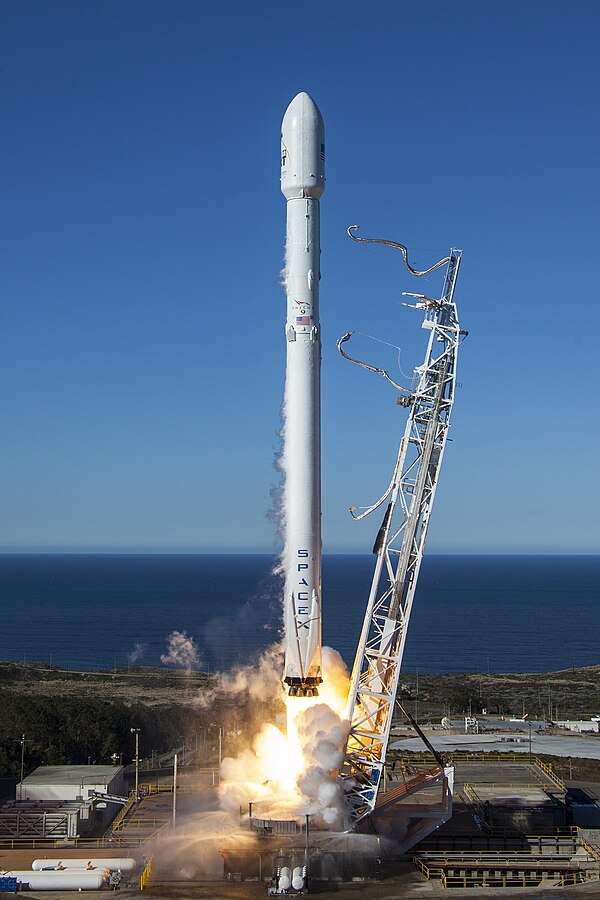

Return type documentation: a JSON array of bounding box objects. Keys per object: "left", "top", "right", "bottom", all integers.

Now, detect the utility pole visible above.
[
  {"left": 305, "top": 813, "right": 311, "bottom": 888},
  {"left": 19, "top": 734, "right": 25, "bottom": 800},
  {"left": 130, "top": 728, "right": 141, "bottom": 800},
  {"left": 172, "top": 753, "right": 178, "bottom": 828},
  {"left": 415, "top": 670, "right": 419, "bottom": 725},
  {"left": 218, "top": 726, "right": 223, "bottom": 782}
]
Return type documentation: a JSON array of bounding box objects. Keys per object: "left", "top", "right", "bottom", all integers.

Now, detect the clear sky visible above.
[{"left": 1, "top": 0, "right": 599, "bottom": 553}]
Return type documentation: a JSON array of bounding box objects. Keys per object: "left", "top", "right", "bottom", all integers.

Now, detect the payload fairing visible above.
[{"left": 280, "top": 93, "right": 325, "bottom": 697}]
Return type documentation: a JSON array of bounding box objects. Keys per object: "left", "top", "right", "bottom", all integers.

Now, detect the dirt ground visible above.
[
  {"left": 2, "top": 663, "right": 600, "bottom": 721},
  {"left": 0, "top": 663, "right": 210, "bottom": 708}
]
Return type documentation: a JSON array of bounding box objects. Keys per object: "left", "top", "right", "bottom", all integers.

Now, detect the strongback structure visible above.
[{"left": 337, "top": 229, "right": 463, "bottom": 843}]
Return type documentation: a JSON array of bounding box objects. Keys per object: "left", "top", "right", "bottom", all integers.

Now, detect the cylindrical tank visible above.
[
  {"left": 2, "top": 870, "right": 108, "bottom": 890},
  {"left": 292, "top": 865, "right": 305, "bottom": 890},
  {"left": 32, "top": 857, "right": 136, "bottom": 873}
]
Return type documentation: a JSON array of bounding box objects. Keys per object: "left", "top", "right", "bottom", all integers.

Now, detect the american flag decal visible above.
[{"left": 296, "top": 315, "right": 310, "bottom": 326}]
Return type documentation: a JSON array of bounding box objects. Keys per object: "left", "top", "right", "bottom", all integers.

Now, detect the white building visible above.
[
  {"left": 18, "top": 765, "right": 125, "bottom": 801},
  {"left": 555, "top": 720, "right": 600, "bottom": 734}
]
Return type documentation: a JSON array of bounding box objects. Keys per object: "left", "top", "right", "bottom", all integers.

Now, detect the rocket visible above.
[{"left": 280, "top": 92, "right": 325, "bottom": 698}]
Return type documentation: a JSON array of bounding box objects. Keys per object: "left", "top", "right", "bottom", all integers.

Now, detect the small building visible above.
[
  {"left": 555, "top": 720, "right": 600, "bottom": 734},
  {"left": 2, "top": 766, "right": 127, "bottom": 840},
  {"left": 17, "top": 765, "right": 125, "bottom": 802}
]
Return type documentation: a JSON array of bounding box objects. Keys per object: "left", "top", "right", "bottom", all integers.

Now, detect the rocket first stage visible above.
[{"left": 281, "top": 92, "right": 325, "bottom": 698}]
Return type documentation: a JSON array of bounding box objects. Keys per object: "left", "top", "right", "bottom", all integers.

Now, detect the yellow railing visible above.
[
  {"left": 533, "top": 758, "right": 565, "bottom": 791},
  {"left": 415, "top": 851, "right": 593, "bottom": 868},
  {"left": 115, "top": 819, "right": 167, "bottom": 830},
  {"left": 413, "top": 856, "right": 444, "bottom": 880},
  {"left": 0, "top": 835, "right": 147, "bottom": 850},
  {"left": 415, "top": 855, "right": 597, "bottom": 889},
  {"left": 139, "top": 779, "right": 217, "bottom": 795},
  {"left": 140, "top": 782, "right": 173, "bottom": 794},
  {"left": 399, "top": 752, "right": 531, "bottom": 763},
  {"left": 441, "top": 871, "right": 592, "bottom": 888},
  {"left": 111, "top": 793, "right": 138, "bottom": 831},
  {"left": 398, "top": 752, "right": 567, "bottom": 793},
  {"left": 581, "top": 835, "right": 600, "bottom": 877},
  {"left": 140, "top": 854, "right": 153, "bottom": 890}
]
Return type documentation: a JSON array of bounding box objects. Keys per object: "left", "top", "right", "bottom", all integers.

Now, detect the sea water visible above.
[{"left": 0, "top": 554, "right": 598, "bottom": 675}]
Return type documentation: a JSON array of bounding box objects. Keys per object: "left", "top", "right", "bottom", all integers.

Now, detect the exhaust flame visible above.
[{"left": 218, "top": 646, "right": 350, "bottom": 828}]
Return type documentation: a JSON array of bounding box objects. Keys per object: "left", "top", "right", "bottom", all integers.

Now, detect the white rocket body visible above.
[{"left": 280, "top": 93, "right": 325, "bottom": 697}]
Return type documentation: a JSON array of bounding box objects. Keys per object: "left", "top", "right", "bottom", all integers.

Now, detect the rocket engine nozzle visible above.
[{"left": 286, "top": 679, "right": 321, "bottom": 699}]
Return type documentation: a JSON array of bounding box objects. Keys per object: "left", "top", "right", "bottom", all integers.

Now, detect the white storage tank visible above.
[
  {"left": 2, "top": 870, "right": 108, "bottom": 890},
  {"left": 32, "top": 857, "right": 136, "bottom": 873}
]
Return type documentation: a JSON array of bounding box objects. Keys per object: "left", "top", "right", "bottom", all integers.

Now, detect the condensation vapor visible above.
[{"left": 151, "top": 809, "right": 390, "bottom": 882}]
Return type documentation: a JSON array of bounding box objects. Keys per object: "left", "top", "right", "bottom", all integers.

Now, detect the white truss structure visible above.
[{"left": 338, "top": 247, "right": 462, "bottom": 828}]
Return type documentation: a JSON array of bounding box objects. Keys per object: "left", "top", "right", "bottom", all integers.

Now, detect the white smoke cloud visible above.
[
  {"left": 194, "top": 642, "right": 284, "bottom": 709},
  {"left": 160, "top": 630, "right": 200, "bottom": 672},
  {"left": 295, "top": 702, "right": 349, "bottom": 827},
  {"left": 127, "top": 642, "right": 146, "bottom": 665},
  {"left": 216, "top": 645, "right": 351, "bottom": 829}
]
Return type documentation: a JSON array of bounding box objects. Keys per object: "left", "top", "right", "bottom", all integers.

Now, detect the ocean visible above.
[{"left": 0, "top": 554, "right": 598, "bottom": 675}]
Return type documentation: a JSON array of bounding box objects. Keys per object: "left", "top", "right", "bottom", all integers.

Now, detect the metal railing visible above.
[
  {"left": 111, "top": 794, "right": 138, "bottom": 831},
  {"left": 414, "top": 855, "right": 597, "bottom": 889},
  {"left": 414, "top": 827, "right": 600, "bottom": 889},
  {"left": 396, "top": 752, "right": 566, "bottom": 767},
  {"left": 415, "top": 850, "right": 595, "bottom": 868},
  {"left": 139, "top": 855, "right": 153, "bottom": 891},
  {"left": 533, "top": 758, "right": 565, "bottom": 791}
]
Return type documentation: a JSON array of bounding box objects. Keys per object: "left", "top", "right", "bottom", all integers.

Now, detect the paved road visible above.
[{"left": 391, "top": 732, "right": 600, "bottom": 759}]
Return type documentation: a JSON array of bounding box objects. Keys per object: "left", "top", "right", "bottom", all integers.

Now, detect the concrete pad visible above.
[{"left": 391, "top": 732, "right": 600, "bottom": 759}]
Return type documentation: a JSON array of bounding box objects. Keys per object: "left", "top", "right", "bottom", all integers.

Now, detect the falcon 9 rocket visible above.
[{"left": 280, "top": 92, "right": 325, "bottom": 698}]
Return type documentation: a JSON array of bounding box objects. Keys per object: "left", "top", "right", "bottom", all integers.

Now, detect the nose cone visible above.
[{"left": 281, "top": 92, "right": 325, "bottom": 199}]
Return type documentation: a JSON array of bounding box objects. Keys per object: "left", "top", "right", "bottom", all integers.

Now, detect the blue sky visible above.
[{"left": 1, "top": 0, "right": 599, "bottom": 553}]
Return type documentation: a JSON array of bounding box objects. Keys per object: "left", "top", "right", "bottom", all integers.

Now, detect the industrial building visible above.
[
  {"left": 0, "top": 765, "right": 126, "bottom": 841},
  {"left": 17, "top": 764, "right": 125, "bottom": 801}
]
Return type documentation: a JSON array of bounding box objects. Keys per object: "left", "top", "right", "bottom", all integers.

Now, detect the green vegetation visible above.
[
  {"left": 1, "top": 662, "right": 599, "bottom": 783},
  {"left": 0, "top": 693, "right": 187, "bottom": 777},
  {"left": 0, "top": 662, "right": 265, "bottom": 781}
]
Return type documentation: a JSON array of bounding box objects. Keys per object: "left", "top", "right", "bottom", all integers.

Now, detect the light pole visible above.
[
  {"left": 528, "top": 722, "right": 532, "bottom": 761},
  {"left": 172, "top": 753, "right": 178, "bottom": 829},
  {"left": 18, "top": 734, "right": 25, "bottom": 801},
  {"left": 130, "top": 728, "right": 141, "bottom": 800},
  {"left": 305, "top": 813, "right": 311, "bottom": 890}
]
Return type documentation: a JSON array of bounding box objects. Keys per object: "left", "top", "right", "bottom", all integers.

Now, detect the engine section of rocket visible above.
[{"left": 280, "top": 92, "right": 325, "bottom": 698}]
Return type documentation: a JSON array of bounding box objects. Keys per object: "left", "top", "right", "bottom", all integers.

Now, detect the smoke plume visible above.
[
  {"left": 216, "top": 645, "right": 351, "bottom": 828},
  {"left": 160, "top": 630, "right": 200, "bottom": 672},
  {"left": 127, "top": 642, "right": 146, "bottom": 665}
]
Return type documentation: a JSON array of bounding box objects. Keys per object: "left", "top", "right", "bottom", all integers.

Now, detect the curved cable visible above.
[
  {"left": 357, "top": 330, "right": 412, "bottom": 380},
  {"left": 349, "top": 478, "right": 394, "bottom": 520},
  {"left": 348, "top": 225, "right": 450, "bottom": 276},
  {"left": 337, "top": 332, "right": 411, "bottom": 393}
]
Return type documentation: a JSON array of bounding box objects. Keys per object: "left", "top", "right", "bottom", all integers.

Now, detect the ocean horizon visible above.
[{"left": 0, "top": 553, "right": 598, "bottom": 676}]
